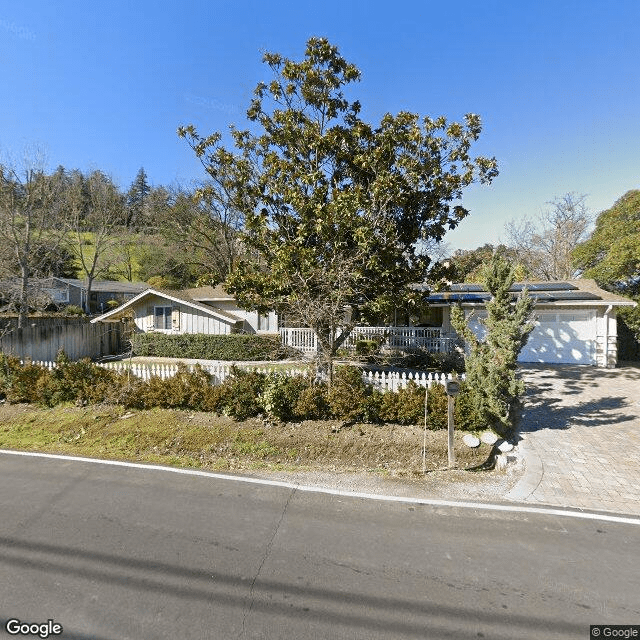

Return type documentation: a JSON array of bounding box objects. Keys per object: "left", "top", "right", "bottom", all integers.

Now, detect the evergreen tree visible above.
[
  {"left": 125, "top": 167, "right": 151, "bottom": 228},
  {"left": 450, "top": 254, "right": 535, "bottom": 437}
]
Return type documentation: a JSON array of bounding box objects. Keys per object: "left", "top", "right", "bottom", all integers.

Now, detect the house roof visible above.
[
  {"left": 59, "top": 279, "right": 149, "bottom": 294},
  {"left": 180, "top": 284, "right": 234, "bottom": 301},
  {"left": 90, "top": 288, "right": 242, "bottom": 324},
  {"left": 422, "top": 279, "right": 636, "bottom": 307}
]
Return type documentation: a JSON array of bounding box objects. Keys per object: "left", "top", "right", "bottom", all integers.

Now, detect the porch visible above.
[{"left": 279, "top": 326, "right": 455, "bottom": 355}]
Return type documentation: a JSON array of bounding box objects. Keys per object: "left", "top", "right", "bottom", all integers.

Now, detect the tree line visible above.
[{"left": 0, "top": 163, "right": 246, "bottom": 327}]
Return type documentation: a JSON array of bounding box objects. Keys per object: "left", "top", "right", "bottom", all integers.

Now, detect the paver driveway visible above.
[{"left": 507, "top": 364, "right": 640, "bottom": 515}]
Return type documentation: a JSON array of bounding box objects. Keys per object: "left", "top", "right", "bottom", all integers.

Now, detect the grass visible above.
[{"left": 0, "top": 403, "right": 494, "bottom": 477}]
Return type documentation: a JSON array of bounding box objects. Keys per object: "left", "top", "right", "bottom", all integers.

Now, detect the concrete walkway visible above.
[{"left": 506, "top": 364, "right": 640, "bottom": 515}]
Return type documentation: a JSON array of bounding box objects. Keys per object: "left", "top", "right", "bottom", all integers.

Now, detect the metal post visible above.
[{"left": 447, "top": 395, "right": 455, "bottom": 468}]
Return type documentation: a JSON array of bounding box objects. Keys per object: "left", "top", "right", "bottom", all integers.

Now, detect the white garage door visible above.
[{"left": 519, "top": 311, "right": 596, "bottom": 364}]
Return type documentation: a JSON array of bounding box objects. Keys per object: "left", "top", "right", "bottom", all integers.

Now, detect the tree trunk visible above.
[{"left": 17, "top": 264, "right": 29, "bottom": 329}]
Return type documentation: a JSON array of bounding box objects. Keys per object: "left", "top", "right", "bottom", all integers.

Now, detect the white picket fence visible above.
[
  {"left": 280, "top": 326, "right": 454, "bottom": 355},
  {"left": 21, "top": 359, "right": 461, "bottom": 393}
]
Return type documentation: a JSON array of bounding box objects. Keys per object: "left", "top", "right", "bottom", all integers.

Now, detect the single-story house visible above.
[
  {"left": 90, "top": 285, "right": 278, "bottom": 335},
  {"left": 419, "top": 279, "right": 636, "bottom": 368},
  {"left": 60, "top": 279, "right": 149, "bottom": 313},
  {"left": 0, "top": 277, "right": 148, "bottom": 313}
]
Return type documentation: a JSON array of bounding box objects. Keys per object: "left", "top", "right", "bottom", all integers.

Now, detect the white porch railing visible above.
[{"left": 280, "top": 326, "right": 454, "bottom": 354}]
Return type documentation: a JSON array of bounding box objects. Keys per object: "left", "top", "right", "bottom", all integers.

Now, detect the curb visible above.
[{"left": 504, "top": 433, "right": 544, "bottom": 501}]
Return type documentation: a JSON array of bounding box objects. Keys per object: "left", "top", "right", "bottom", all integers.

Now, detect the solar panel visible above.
[
  {"left": 529, "top": 291, "right": 601, "bottom": 301},
  {"left": 450, "top": 284, "right": 485, "bottom": 292},
  {"left": 511, "top": 282, "right": 578, "bottom": 292}
]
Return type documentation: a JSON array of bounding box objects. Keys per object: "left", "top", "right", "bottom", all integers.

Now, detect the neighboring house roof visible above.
[
  {"left": 90, "top": 288, "right": 242, "bottom": 324},
  {"left": 180, "top": 284, "right": 234, "bottom": 301},
  {"left": 59, "top": 279, "right": 149, "bottom": 294},
  {"left": 421, "top": 280, "right": 636, "bottom": 307},
  {"left": 1, "top": 277, "right": 149, "bottom": 294}
]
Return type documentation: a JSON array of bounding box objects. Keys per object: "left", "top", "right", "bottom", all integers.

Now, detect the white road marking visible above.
[{"left": 2, "top": 449, "right": 640, "bottom": 526}]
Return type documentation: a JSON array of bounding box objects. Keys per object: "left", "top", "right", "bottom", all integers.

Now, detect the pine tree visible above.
[
  {"left": 125, "top": 167, "right": 151, "bottom": 228},
  {"left": 450, "top": 254, "right": 535, "bottom": 437}
]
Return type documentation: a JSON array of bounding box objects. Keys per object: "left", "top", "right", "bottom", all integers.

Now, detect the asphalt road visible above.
[{"left": 0, "top": 453, "right": 638, "bottom": 640}]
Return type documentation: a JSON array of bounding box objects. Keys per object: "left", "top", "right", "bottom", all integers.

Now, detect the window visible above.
[
  {"left": 46, "top": 288, "right": 69, "bottom": 303},
  {"left": 154, "top": 306, "right": 172, "bottom": 330}
]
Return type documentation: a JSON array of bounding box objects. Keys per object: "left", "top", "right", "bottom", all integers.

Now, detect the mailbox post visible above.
[{"left": 445, "top": 379, "right": 460, "bottom": 468}]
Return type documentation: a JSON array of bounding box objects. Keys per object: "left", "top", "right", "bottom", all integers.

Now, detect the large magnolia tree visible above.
[{"left": 179, "top": 37, "right": 498, "bottom": 376}]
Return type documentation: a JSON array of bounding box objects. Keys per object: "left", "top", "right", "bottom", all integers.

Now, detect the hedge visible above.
[
  {"left": 130, "top": 333, "right": 296, "bottom": 361},
  {"left": 0, "top": 356, "right": 484, "bottom": 430}
]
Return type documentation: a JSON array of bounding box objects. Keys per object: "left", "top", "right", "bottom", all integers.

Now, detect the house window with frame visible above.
[{"left": 154, "top": 306, "right": 172, "bottom": 330}]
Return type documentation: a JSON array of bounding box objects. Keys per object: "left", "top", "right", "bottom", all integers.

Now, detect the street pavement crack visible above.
[{"left": 239, "top": 485, "right": 297, "bottom": 638}]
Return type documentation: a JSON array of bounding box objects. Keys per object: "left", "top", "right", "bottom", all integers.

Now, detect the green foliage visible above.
[
  {"left": 355, "top": 339, "right": 380, "bottom": 356},
  {"left": 218, "top": 368, "right": 267, "bottom": 420},
  {"left": 259, "top": 373, "right": 311, "bottom": 422},
  {"left": 130, "top": 332, "right": 294, "bottom": 361},
  {"left": 123, "top": 364, "right": 219, "bottom": 411},
  {"left": 0, "top": 354, "right": 482, "bottom": 429},
  {"left": 180, "top": 37, "right": 498, "bottom": 374},
  {"left": 450, "top": 254, "right": 535, "bottom": 437},
  {"left": 447, "top": 244, "right": 528, "bottom": 284},
  {"left": 326, "top": 366, "right": 382, "bottom": 423},
  {"left": 4, "top": 359, "right": 49, "bottom": 404},
  {"left": 64, "top": 305, "right": 85, "bottom": 316},
  {"left": 573, "top": 189, "right": 640, "bottom": 349},
  {"left": 294, "top": 383, "right": 330, "bottom": 420},
  {"left": 573, "top": 190, "right": 640, "bottom": 295}
]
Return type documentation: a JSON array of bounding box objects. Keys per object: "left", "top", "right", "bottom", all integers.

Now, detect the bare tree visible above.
[
  {"left": 504, "top": 193, "right": 592, "bottom": 280},
  {"left": 159, "top": 184, "right": 244, "bottom": 284},
  {"left": 69, "top": 170, "right": 126, "bottom": 311},
  {"left": 0, "top": 161, "right": 70, "bottom": 327}
]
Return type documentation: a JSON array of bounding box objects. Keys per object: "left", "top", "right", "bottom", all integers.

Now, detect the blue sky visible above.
[{"left": 1, "top": 0, "right": 638, "bottom": 251}]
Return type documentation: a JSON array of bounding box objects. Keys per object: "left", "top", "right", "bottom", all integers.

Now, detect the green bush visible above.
[
  {"left": 355, "top": 339, "right": 379, "bottom": 356},
  {"left": 259, "top": 373, "right": 311, "bottom": 422},
  {"left": 0, "top": 353, "right": 479, "bottom": 429},
  {"left": 217, "top": 368, "right": 267, "bottom": 420},
  {"left": 327, "top": 366, "right": 380, "bottom": 423},
  {"left": 7, "top": 361, "right": 50, "bottom": 404},
  {"left": 294, "top": 383, "right": 330, "bottom": 420},
  {"left": 123, "top": 364, "right": 215, "bottom": 411},
  {"left": 64, "top": 305, "right": 85, "bottom": 316},
  {"left": 130, "top": 333, "right": 297, "bottom": 361}
]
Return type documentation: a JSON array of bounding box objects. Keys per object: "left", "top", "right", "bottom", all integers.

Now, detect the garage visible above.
[
  {"left": 519, "top": 310, "right": 596, "bottom": 364},
  {"left": 429, "top": 280, "right": 637, "bottom": 368}
]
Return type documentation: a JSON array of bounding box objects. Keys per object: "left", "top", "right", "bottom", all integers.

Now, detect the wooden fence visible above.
[
  {"left": 26, "top": 359, "right": 462, "bottom": 393},
  {"left": 1, "top": 317, "right": 122, "bottom": 361}
]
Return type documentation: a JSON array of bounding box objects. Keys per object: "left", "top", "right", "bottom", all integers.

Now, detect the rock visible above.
[
  {"left": 462, "top": 434, "right": 481, "bottom": 448},
  {"left": 480, "top": 431, "right": 498, "bottom": 445},
  {"left": 497, "top": 440, "right": 514, "bottom": 453}
]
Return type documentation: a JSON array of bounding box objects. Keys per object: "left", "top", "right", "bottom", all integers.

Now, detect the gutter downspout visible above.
[{"left": 603, "top": 305, "right": 613, "bottom": 367}]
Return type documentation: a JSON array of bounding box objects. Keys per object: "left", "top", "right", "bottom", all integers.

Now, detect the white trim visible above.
[{"left": 91, "top": 288, "right": 240, "bottom": 325}]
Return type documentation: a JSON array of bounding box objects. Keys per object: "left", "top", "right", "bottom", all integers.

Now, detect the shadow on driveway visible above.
[{"left": 518, "top": 364, "right": 640, "bottom": 433}]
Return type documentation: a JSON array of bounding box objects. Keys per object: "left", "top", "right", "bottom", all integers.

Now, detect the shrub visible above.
[
  {"left": 355, "top": 339, "right": 379, "bottom": 356},
  {"left": 64, "top": 305, "right": 85, "bottom": 316},
  {"left": 378, "top": 381, "right": 448, "bottom": 428},
  {"left": 327, "top": 366, "right": 379, "bottom": 422},
  {"left": 217, "top": 368, "right": 267, "bottom": 420},
  {"left": 260, "top": 373, "right": 311, "bottom": 422},
  {"left": 294, "top": 383, "right": 330, "bottom": 420},
  {"left": 6, "top": 361, "right": 50, "bottom": 404},
  {"left": 130, "top": 333, "right": 297, "bottom": 361},
  {"left": 450, "top": 254, "right": 535, "bottom": 437}
]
